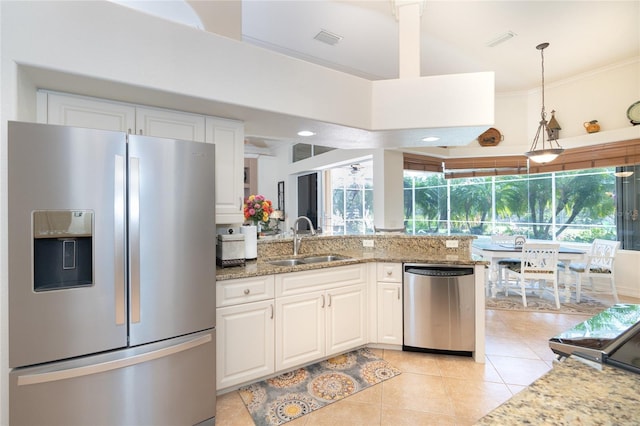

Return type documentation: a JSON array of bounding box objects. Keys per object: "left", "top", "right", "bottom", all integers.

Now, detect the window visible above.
[
  {"left": 617, "top": 165, "right": 640, "bottom": 250},
  {"left": 292, "top": 143, "right": 336, "bottom": 162},
  {"left": 403, "top": 167, "right": 633, "bottom": 246},
  {"left": 325, "top": 162, "right": 374, "bottom": 234}
]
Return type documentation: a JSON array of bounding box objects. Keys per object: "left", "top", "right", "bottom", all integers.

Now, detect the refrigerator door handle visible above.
[
  {"left": 130, "top": 156, "right": 141, "bottom": 323},
  {"left": 114, "top": 155, "right": 126, "bottom": 325},
  {"left": 16, "top": 334, "right": 212, "bottom": 386}
]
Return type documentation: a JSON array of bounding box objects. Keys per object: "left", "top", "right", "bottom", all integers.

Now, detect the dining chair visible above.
[
  {"left": 569, "top": 239, "right": 620, "bottom": 303},
  {"left": 490, "top": 234, "right": 525, "bottom": 297},
  {"left": 505, "top": 243, "right": 561, "bottom": 309}
]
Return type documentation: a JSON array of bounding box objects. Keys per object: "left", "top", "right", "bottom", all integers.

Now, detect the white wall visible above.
[
  {"left": 426, "top": 59, "right": 640, "bottom": 159},
  {"left": 616, "top": 251, "right": 640, "bottom": 299}
]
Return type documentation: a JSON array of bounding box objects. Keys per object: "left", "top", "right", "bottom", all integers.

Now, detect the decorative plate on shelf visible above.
[
  {"left": 477, "top": 127, "right": 503, "bottom": 147},
  {"left": 627, "top": 101, "right": 640, "bottom": 125}
]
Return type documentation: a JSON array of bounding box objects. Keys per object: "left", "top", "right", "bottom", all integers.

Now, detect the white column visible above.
[
  {"left": 395, "top": 0, "right": 423, "bottom": 79},
  {"left": 373, "top": 149, "right": 405, "bottom": 229}
]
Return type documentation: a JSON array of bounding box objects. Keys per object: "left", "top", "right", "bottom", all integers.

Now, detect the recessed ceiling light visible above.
[
  {"left": 422, "top": 136, "right": 440, "bottom": 142},
  {"left": 297, "top": 130, "right": 315, "bottom": 137}
]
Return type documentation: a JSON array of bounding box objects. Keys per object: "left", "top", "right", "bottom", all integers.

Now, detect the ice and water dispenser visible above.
[{"left": 33, "top": 210, "right": 93, "bottom": 291}]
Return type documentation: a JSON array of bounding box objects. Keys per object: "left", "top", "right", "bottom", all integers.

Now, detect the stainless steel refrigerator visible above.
[{"left": 7, "top": 121, "right": 216, "bottom": 425}]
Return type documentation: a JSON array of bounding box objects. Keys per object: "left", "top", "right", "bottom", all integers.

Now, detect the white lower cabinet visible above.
[
  {"left": 275, "top": 290, "right": 325, "bottom": 371},
  {"left": 216, "top": 275, "right": 275, "bottom": 390},
  {"left": 275, "top": 264, "right": 368, "bottom": 372},
  {"left": 217, "top": 264, "right": 368, "bottom": 390},
  {"left": 377, "top": 282, "right": 403, "bottom": 345},
  {"left": 376, "top": 263, "right": 403, "bottom": 346},
  {"left": 326, "top": 284, "right": 368, "bottom": 354},
  {"left": 216, "top": 300, "right": 275, "bottom": 390},
  {"left": 275, "top": 284, "right": 367, "bottom": 371}
]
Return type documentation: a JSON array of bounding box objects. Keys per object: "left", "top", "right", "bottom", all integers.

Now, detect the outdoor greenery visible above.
[
  {"left": 329, "top": 164, "right": 374, "bottom": 234},
  {"left": 325, "top": 162, "right": 635, "bottom": 248},
  {"left": 404, "top": 168, "right": 617, "bottom": 242}
]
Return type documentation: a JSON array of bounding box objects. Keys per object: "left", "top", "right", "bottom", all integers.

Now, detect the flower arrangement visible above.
[{"left": 243, "top": 194, "right": 274, "bottom": 224}]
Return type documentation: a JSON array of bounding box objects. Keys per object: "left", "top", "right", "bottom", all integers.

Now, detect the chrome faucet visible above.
[{"left": 291, "top": 216, "right": 316, "bottom": 256}]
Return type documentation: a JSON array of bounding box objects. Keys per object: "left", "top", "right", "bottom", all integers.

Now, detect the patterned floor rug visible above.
[
  {"left": 238, "top": 348, "right": 401, "bottom": 426},
  {"left": 485, "top": 292, "right": 617, "bottom": 315}
]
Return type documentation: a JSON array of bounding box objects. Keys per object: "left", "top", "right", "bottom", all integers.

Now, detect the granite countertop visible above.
[
  {"left": 216, "top": 246, "right": 486, "bottom": 281},
  {"left": 476, "top": 356, "right": 640, "bottom": 425}
]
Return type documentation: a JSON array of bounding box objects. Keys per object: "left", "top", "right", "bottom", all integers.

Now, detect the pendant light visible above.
[{"left": 525, "top": 42, "right": 564, "bottom": 164}]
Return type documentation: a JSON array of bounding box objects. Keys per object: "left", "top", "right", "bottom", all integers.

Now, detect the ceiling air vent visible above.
[
  {"left": 314, "top": 29, "right": 343, "bottom": 46},
  {"left": 486, "top": 31, "right": 517, "bottom": 47}
]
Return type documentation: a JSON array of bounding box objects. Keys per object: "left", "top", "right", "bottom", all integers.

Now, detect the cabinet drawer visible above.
[
  {"left": 275, "top": 264, "right": 366, "bottom": 297},
  {"left": 216, "top": 275, "right": 275, "bottom": 307},
  {"left": 377, "top": 263, "right": 402, "bottom": 283}
]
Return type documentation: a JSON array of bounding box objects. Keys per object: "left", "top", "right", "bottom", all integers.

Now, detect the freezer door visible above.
[
  {"left": 9, "top": 329, "right": 216, "bottom": 426},
  {"left": 128, "top": 135, "right": 216, "bottom": 346},
  {"left": 8, "top": 122, "right": 128, "bottom": 368}
]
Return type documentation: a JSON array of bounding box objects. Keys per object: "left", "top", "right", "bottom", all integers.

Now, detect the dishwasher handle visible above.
[{"left": 405, "top": 266, "right": 474, "bottom": 277}]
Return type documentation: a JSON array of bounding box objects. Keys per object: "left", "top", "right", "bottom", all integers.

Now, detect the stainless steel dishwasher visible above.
[{"left": 403, "top": 264, "right": 475, "bottom": 355}]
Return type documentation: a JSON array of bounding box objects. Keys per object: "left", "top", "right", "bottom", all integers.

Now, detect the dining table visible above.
[{"left": 473, "top": 241, "right": 587, "bottom": 302}]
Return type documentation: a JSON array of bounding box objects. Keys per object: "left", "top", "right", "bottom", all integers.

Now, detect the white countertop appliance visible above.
[
  {"left": 217, "top": 232, "right": 245, "bottom": 267},
  {"left": 8, "top": 122, "right": 216, "bottom": 425}
]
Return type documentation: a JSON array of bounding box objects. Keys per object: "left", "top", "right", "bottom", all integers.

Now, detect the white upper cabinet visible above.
[
  {"left": 135, "top": 106, "right": 205, "bottom": 142},
  {"left": 40, "top": 91, "right": 244, "bottom": 225},
  {"left": 205, "top": 117, "right": 245, "bottom": 225},
  {"left": 46, "top": 92, "right": 136, "bottom": 132}
]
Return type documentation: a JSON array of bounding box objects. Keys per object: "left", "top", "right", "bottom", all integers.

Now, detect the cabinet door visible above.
[
  {"left": 135, "top": 106, "right": 205, "bottom": 142},
  {"left": 326, "top": 284, "right": 367, "bottom": 355},
  {"left": 216, "top": 300, "right": 274, "bottom": 390},
  {"left": 275, "top": 291, "right": 324, "bottom": 371},
  {"left": 46, "top": 92, "right": 136, "bottom": 132},
  {"left": 205, "top": 117, "right": 244, "bottom": 225},
  {"left": 377, "top": 282, "right": 403, "bottom": 345}
]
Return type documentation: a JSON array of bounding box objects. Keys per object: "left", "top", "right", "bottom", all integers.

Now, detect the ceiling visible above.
[
  {"left": 120, "top": 1, "right": 640, "bottom": 154},
  {"left": 240, "top": 1, "right": 638, "bottom": 93}
]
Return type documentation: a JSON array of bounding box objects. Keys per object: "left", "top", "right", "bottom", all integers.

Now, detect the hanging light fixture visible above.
[
  {"left": 614, "top": 170, "right": 634, "bottom": 178},
  {"left": 525, "top": 42, "right": 564, "bottom": 164}
]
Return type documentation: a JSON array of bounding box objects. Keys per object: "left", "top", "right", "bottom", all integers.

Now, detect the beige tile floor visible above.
[{"left": 215, "top": 308, "right": 600, "bottom": 425}]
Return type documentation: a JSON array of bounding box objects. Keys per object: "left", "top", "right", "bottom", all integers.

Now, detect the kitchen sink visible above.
[
  {"left": 266, "top": 254, "right": 351, "bottom": 267},
  {"left": 300, "top": 255, "right": 351, "bottom": 264},
  {"left": 266, "top": 259, "right": 307, "bottom": 267}
]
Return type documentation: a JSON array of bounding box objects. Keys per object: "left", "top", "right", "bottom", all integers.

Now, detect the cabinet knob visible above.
[
  {"left": 386, "top": 270, "right": 392, "bottom": 276},
  {"left": 244, "top": 289, "right": 250, "bottom": 295}
]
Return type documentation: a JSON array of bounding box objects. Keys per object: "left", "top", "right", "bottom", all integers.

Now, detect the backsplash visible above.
[{"left": 257, "top": 235, "right": 473, "bottom": 258}]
